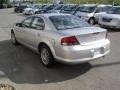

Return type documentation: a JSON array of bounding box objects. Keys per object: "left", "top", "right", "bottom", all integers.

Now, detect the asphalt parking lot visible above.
[{"left": 0, "top": 8, "right": 120, "bottom": 90}]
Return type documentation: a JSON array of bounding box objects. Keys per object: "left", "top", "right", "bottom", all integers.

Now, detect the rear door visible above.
[{"left": 23, "top": 16, "right": 45, "bottom": 49}]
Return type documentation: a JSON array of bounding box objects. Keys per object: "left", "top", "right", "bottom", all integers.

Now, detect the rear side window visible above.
[
  {"left": 31, "top": 17, "right": 45, "bottom": 30},
  {"left": 22, "top": 17, "right": 33, "bottom": 28}
]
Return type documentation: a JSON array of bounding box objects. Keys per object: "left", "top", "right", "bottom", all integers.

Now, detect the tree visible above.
[{"left": 0, "top": 0, "right": 8, "bottom": 4}]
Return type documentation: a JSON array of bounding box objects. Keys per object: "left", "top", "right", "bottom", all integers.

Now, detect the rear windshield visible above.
[{"left": 49, "top": 15, "right": 90, "bottom": 30}]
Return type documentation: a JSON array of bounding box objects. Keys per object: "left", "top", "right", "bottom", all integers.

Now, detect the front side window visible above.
[
  {"left": 49, "top": 15, "right": 90, "bottom": 30},
  {"left": 95, "top": 7, "right": 102, "bottom": 13},
  {"left": 22, "top": 17, "right": 33, "bottom": 27},
  {"left": 31, "top": 17, "right": 45, "bottom": 30}
]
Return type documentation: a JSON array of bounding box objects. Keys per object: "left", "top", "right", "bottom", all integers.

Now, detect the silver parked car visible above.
[
  {"left": 23, "top": 4, "right": 40, "bottom": 15},
  {"left": 99, "top": 6, "right": 120, "bottom": 29},
  {"left": 11, "top": 13, "right": 110, "bottom": 67},
  {"left": 74, "top": 4, "right": 112, "bottom": 25}
]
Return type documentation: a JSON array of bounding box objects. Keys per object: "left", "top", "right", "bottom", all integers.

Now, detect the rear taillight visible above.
[{"left": 61, "top": 36, "right": 79, "bottom": 46}]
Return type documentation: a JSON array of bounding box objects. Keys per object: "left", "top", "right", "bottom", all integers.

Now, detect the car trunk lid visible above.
[{"left": 58, "top": 27, "right": 107, "bottom": 45}]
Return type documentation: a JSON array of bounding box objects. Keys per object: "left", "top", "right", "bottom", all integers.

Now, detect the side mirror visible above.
[{"left": 16, "top": 23, "right": 22, "bottom": 27}]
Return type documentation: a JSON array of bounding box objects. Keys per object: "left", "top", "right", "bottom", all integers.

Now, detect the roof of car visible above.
[
  {"left": 97, "top": 4, "right": 112, "bottom": 7},
  {"left": 80, "top": 4, "right": 96, "bottom": 6}
]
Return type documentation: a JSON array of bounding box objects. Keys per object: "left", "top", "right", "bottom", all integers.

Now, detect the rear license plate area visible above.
[{"left": 94, "top": 48, "right": 101, "bottom": 56}]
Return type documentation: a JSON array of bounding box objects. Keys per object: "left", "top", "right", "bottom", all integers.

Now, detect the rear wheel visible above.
[{"left": 40, "top": 45, "right": 54, "bottom": 67}]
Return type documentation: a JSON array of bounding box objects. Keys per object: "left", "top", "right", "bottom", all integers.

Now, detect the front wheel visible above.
[
  {"left": 35, "top": 12, "right": 37, "bottom": 14},
  {"left": 11, "top": 32, "right": 18, "bottom": 45},
  {"left": 40, "top": 45, "right": 55, "bottom": 67},
  {"left": 89, "top": 18, "right": 95, "bottom": 25}
]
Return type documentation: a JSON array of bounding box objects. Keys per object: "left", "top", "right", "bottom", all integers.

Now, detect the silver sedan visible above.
[
  {"left": 99, "top": 6, "right": 120, "bottom": 29},
  {"left": 11, "top": 13, "right": 110, "bottom": 67}
]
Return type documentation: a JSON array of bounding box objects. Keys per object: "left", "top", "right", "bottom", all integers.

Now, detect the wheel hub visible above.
[{"left": 41, "top": 48, "right": 50, "bottom": 65}]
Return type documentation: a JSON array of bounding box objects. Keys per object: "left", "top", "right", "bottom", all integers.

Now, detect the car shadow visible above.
[
  {"left": 107, "top": 28, "right": 120, "bottom": 32},
  {"left": 0, "top": 39, "right": 91, "bottom": 84},
  {"left": 17, "top": 13, "right": 28, "bottom": 17},
  {"left": 92, "top": 61, "right": 120, "bottom": 68},
  {"left": 97, "top": 25, "right": 120, "bottom": 32},
  {"left": 10, "top": 12, "right": 27, "bottom": 17}
]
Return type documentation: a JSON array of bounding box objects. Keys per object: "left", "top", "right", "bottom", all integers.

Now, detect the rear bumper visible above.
[
  {"left": 54, "top": 39, "right": 110, "bottom": 64},
  {"left": 99, "top": 20, "right": 120, "bottom": 29},
  {"left": 99, "top": 24, "right": 120, "bottom": 29}
]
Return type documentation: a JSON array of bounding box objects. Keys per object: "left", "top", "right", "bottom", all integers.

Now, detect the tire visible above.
[
  {"left": 89, "top": 18, "right": 95, "bottom": 25},
  {"left": 20, "top": 10, "right": 22, "bottom": 13},
  {"left": 11, "top": 32, "right": 18, "bottom": 45},
  {"left": 40, "top": 45, "right": 54, "bottom": 67},
  {"left": 35, "top": 12, "right": 37, "bottom": 14},
  {"left": 35, "top": 11, "right": 39, "bottom": 14}
]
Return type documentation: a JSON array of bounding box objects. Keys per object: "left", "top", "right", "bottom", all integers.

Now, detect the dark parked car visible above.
[
  {"left": 0, "top": 4, "right": 4, "bottom": 9},
  {"left": 14, "top": 5, "right": 28, "bottom": 13},
  {"left": 36, "top": 4, "right": 56, "bottom": 14}
]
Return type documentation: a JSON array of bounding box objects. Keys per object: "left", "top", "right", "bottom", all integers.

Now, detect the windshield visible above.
[
  {"left": 107, "top": 7, "right": 120, "bottom": 14},
  {"left": 53, "top": 5, "right": 63, "bottom": 10},
  {"left": 33, "top": 5, "right": 40, "bottom": 9},
  {"left": 49, "top": 15, "right": 90, "bottom": 30},
  {"left": 40, "top": 5, "right": 46, "bottom": 9},
  {"left": 79, "top": 6, "right": 97, "bottom": 13},
  {"left": 102, "top": 6, "right": 112, "bottom": 12},
  {"left": 43, "top": 5, "right": 55, "bottom": 10},
  {"left": 61, "top": 5, "right": 77, "bottom": 13},
  {"left": 28, "top": 5, "right": 32, "bottom": 8}
]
